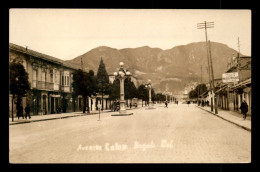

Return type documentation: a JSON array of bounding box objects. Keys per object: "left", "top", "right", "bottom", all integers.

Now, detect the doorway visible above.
[
  {"left": 51, "top": 97, "right": 54, "bottom": 114},
  {"left": 43, "top": 95, "right": 47, "bottom": 115}
]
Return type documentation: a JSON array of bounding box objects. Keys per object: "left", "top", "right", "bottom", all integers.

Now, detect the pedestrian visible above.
[
  {"left": 17, "top": 105, "right": 24, "bottom": 120},
  {"left": 130, "top": 103, "right": 132, "bottom": 109},
  {"left": 240, "top": 100, "right": 249, "bottom": 120},
  {"left": 177, "top": 101, "right": 178, "bottom": 105},
  {"left": 25, "top": 104, "right": 31, "bottom": 119}
]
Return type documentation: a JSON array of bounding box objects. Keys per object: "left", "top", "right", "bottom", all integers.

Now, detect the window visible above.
[
  {"left": 50, "top": 69, "right": 53, "bottom": 83},
  {"left": 32, "top": 69, "right": 37, "bottom": 87},
  {"left": 62, "top": 76, "right": 64, "bottom": 86},
  {"left": 42, "top": 71, "right": 46, "bottom": 82}
]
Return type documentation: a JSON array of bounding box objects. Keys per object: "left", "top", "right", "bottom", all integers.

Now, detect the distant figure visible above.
[
  {"left": 240, "top": 100, "right": 249, "bottom": 120},
  {"left": 165, "top": 101, "right": 168, "bottom": 108},
  {"left": 187, "top": 101, "right": 190, "bottom": 107},
  {"left": 177, "top": 101, "right": 178, "bottom": 105},
  {"left": 130, "top": 103, "right": 132, "bottom": 109},
  {"left": 25, "top": 104, "right": 31, "bottom": 119}
]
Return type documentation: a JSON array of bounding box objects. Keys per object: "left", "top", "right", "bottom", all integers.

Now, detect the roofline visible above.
[{"left": 9, "top": 43, "right": 81, "bottom": 71}]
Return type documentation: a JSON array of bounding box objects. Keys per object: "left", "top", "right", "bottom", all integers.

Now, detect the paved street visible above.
[{"left": 9, "top": 103, "right": 251, "bottom": 163}]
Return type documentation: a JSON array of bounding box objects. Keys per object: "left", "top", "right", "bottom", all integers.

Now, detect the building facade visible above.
[
  {"left": 9, "top": 43, "right": 89, "bottom": 117},
  {"left": 215, "top": 54, "right": 251, "bottom": 115}
]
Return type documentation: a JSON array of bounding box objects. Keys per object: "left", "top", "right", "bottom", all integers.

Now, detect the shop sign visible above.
[{"left": 222, "top": 72, "right": 239, "bottom": 83}]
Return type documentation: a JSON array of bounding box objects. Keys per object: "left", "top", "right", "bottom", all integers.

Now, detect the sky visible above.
[{"left": 9, "top": 9, "right": 251, "bottom": 60}]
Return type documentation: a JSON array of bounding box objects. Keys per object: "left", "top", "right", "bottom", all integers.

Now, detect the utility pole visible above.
[
  {"left": 81, "top": 57, "right": 84, "bottom": 70},
  {"left": 208, "top": 40, "right": 218, "bottom": 114},
  {"left": 238, "top": 37, "right": 241, "bottom": 56},
  {"left": 201, "top": 65, "right": 202, "bottom": 83},
  {"left": 197, "top": 65, "right": 202, "bottom": 106},
  {"left": 237, "top": 37, "right": 241, "bottom": 71},
  {"left": 236, "top": 37, "right": 241, "bottom": 111},
  {"left": 197, "top": 21, "right": 214, "bottom": 112}
]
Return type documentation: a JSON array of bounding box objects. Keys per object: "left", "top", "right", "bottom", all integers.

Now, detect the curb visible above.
[
  {"left": 9, "top": 111, "right": 113, "bottom": 126},
  {"left": 111, "top": 113, "right": 133, "bottom": 116},
  {"left": 196, "top": 106, "right": 251, "bottom": 132}
]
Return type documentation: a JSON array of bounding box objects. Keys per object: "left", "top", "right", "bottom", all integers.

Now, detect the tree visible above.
[
  {"left": 10, "top": 61, "right": 30, "bottom": 121},
  {"left": 188, "top": 83, "right": 207, "bottom": 99},
  {"left": 188, "top": 90, "right": 197, "bottom": 99},
  {"left": 72, "top": 69, "right": 97, "bottom": 113},
  {"left": 154, "top": 93, "right": 166, "bottom": 103},
  {"left": 195, "top": 84, "right": 207, "bottom": 97},
  {"left": 137, "top": 84, "right": 148, "bottom": 106},
  {"left": 125, "top": 78, "right": 137, "bottom": 100},
  {"left": 109, "top": 79, "right": 120, "bottom": 101},
  {"left": 96, "top": 58, "right": 110, "bottom": 110}
]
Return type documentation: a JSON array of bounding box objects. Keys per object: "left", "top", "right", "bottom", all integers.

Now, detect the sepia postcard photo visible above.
[{"left": 9, "top": 9, "right": 251, "bottom": 163}]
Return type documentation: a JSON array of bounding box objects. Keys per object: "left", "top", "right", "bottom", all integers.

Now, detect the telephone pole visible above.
[
  {"left": 197, "top": 65, "right": 203, "bottom": 106},
  {"left": 197, "top": 21, "right": 214, "bottom": 112},
  {"left": 208, "top": 40, "right": 218, "bottom": 114},
  {"left": 81, "top": 57, "right": 84, "bottom": 70},
  {"left": 237, "top": 37, "right": 241, "bottom": 69}
]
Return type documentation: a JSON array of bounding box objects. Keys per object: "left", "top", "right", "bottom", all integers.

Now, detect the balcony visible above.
[
  {"left": 61, "top": 85, "right": 71, "bottom": 93},
  {"left": 32, "top": 80, "right": 54, "bottom": 91},
  {"left": 227, "top": 59, "right": 238, "bottom": 72}
]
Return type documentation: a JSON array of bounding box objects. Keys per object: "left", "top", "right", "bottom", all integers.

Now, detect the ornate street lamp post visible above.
[
  {"left": 145, "top": 80, "right": 155, "bottom": 109},
  {"left": 163, "top": 90, "right": 169, "bottom": 102},
  {"left": 113, "top": 62, "right": 132, "bottom": 115},
  {"left": 169, "top": 92, "right": 173, "bottom": 103}
]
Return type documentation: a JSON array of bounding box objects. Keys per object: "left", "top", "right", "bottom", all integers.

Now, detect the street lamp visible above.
[
  {"left": 163, "top": 90, "right": 169, "bottom": 102},
  {"left": 113, "top": 62, "right": 132, "bottom": 115},
  {"left": 145, "top": 80, "right": 155, "bottom": 109}
]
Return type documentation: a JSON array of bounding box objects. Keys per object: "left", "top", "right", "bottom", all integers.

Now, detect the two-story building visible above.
[
  {"left": 215, "top": 53, "right": 251, "bottom": 114},
  {"left": 9, "top": 43, "right": 84, "bottom": 117}
]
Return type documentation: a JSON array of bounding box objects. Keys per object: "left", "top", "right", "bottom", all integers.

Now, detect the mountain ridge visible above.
[{"left": 67, "top": 42, "right": 243, "bottom": 93}]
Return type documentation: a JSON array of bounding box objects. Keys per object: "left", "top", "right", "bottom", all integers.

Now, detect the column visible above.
[
  {"left": 238, "top": 95, "right": 241, "bottom": 113},
  {"left": 149, "top": 88, "right": 152, "bottom": 106},
  {"left": 103, "top": 98, "right": 107, "bottom": 110},
  {"left": 119, "top": 78, "right": 126, "bottom": 113},
  {"left": 93, "top": 98, "right": 96, "bottom": 111},
  {"left": 88, "top": 97, "right": 91, "bottom": 112}
]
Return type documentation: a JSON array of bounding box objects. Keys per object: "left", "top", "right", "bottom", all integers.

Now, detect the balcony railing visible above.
[
  {"left": 32, "top": 80, "right": 54, "bottom": 90},
  {"left": 61, "top": 85, "right": 71, "bottom": 93}
]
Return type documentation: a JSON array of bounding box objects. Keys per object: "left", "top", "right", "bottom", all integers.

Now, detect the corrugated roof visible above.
[{"left": 9, "top": 43, "right": 81, "bottom": 71}]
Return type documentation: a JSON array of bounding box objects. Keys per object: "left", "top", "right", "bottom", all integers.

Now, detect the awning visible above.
[
  {"left": 215, "top": 85, "right": 228, "bottom": 94},
  {"left": 230, "top": 78, "right": 251, "bottom": 90}
]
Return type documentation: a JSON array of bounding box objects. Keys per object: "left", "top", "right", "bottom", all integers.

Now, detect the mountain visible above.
[{"left": 67, "top": 42, "right": 242, "bottom": 94}]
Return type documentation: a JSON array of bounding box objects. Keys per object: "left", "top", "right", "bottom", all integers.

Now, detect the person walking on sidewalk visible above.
[
  {"left": 17, "top": 104, "right": 24, "bottom": 120},
  {"left": 25, "top": 104, "right": 31, "bottom": 119},
  {"left": 240, "top": 100, "right": 249, "bottom": 120}
]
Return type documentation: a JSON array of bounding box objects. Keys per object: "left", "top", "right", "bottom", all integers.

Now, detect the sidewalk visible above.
[
  {"left": 9, "top": 109, "right": 113, "bottom": 125},
  {"left": 197, "top": 105, "right": 251, "bottom": 132},
  {"left": 9, "top": 106, "right": 142, "bottom": 125}
]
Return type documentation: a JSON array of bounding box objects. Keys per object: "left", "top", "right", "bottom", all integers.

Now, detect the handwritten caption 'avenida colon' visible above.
[{"left": 77, "top": 140, "right": 173, "bottom": 151}]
